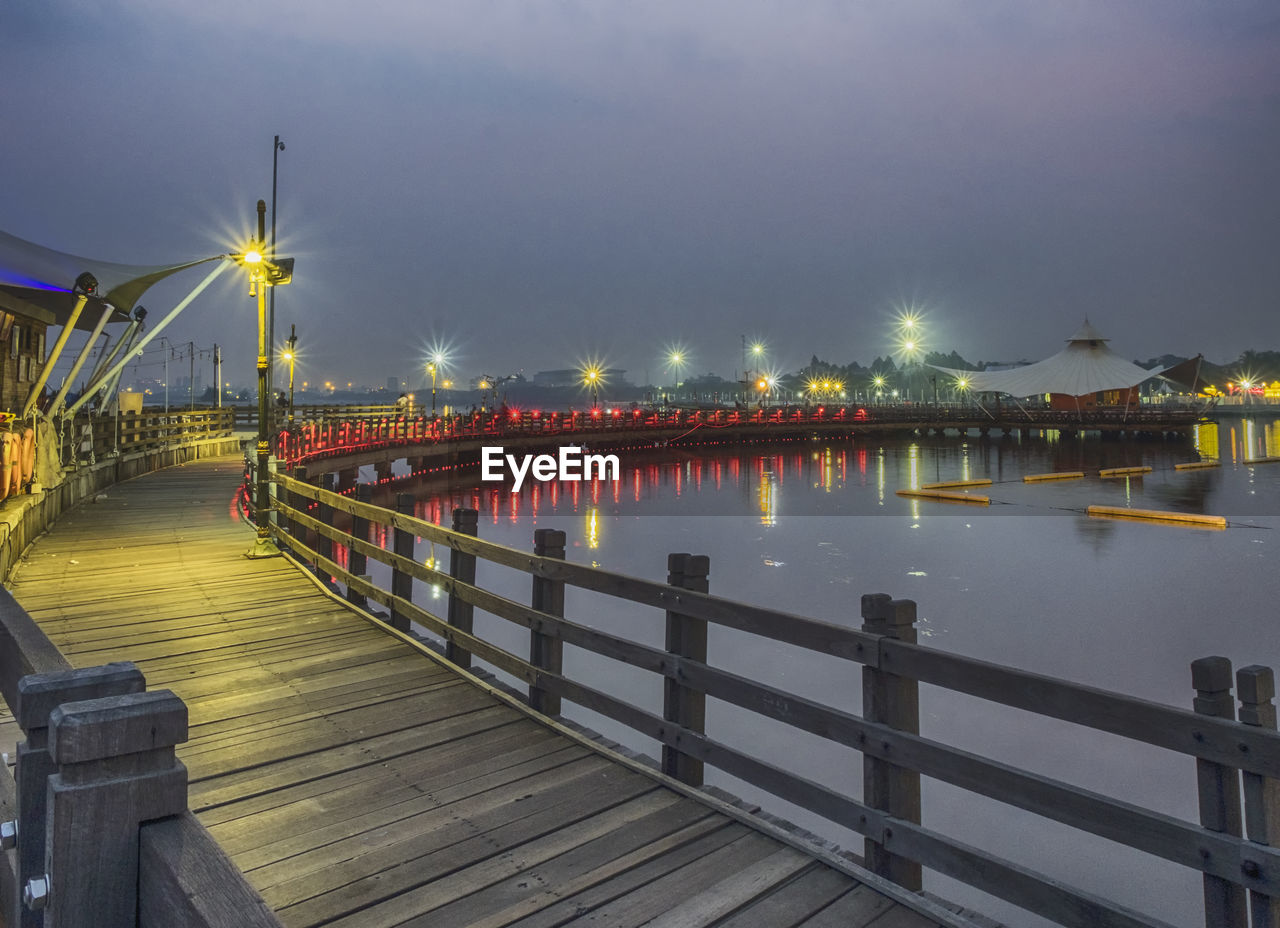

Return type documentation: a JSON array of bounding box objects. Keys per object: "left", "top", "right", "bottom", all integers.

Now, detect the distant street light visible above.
[
  {"left": 283, "top": 325, "right": 298, "bottom": 427},
  {"left": 582, "top": 364, "right": 603, "bottom": 409},
  {"left": 427, "top": 350, "right": 447, "bottom": 416}
]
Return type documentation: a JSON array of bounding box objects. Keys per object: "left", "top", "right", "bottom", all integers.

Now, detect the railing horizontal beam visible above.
[{"left": 884, "top": 640, "right": 1280, "bottom": 779}]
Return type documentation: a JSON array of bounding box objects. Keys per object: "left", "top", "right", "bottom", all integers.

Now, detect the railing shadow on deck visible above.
[{"left": 269, "top": 468, "right": 1280, "bottom": 928}]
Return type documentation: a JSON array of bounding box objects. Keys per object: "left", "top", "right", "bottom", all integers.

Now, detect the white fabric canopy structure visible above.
[
  {"left": 930, "top": 321, "right": 1158, "bottom": 397},
  {"left": 0, "top": 228, "right": 218, "bottom": 329}
]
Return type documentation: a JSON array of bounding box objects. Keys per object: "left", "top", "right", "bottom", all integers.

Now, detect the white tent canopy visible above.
[
  {"left": 930, "top": 320, "right": 1159, "bottom": 397},
  {"left": 0, "top": 228, "right": 219, "bottom": 329}
]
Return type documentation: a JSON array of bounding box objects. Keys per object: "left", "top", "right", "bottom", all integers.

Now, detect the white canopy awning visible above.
[{"left": 0, "top": 229, "right": 219, "bottom": 330}]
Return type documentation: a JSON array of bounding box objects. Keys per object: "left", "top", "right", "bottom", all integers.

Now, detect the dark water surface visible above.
[{"left": 360, "top": 415, "right": 1280, "bottom": 927}]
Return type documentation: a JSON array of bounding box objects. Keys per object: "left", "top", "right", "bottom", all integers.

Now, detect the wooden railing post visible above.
[
  {"left": 317, "top": 473, "right": 335, "bottom": 564},
  {"left": 43, "top": 689, "right": 188, "bottom": 928},
  {"left": 10, "top": 663, "right": 144, "bottom": 928},
  {"left": 1191, "top": 655, "right": 1248, "bottom": 928},
  {"left": 446, "top": 508, "right": 478, "bottom": 669},
  {"left": 662, "top": 552, "right": 709, "bottom": 787},
  {"left": 347, "top": 483, "right": 372, "bottom": 609},
  {"left": 529, "top": 529, "right": 566, "bottom": 715},
  {"left": 861, "top": 593, "right": 922, "bottom": 891},
  {"left": 1238, "top": 664, "right": 1280, "bottom": 928},
  {"left": 389, "top": 493, "right": 415, "bottom": 633},
  {"left": 288, "top": 466, "right": 308, "bottom": 547}
]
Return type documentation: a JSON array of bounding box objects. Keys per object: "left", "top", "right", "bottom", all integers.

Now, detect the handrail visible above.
[
  {"left": 269, "top": 469, "right": 1278, "bottom": 928},
  {"left": 57, "top": 406, "right": 237, "bottom": 465}
]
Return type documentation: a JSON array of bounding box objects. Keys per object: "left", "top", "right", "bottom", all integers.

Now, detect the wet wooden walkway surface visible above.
[{"left": 5, "top": 456, "right": 951, "bottom": 928}]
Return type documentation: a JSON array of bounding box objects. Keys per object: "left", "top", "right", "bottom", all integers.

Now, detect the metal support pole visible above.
[
  {"left": 23, "top": 293, "right": 87, "bottom": 418},
  {"left": 269, "top": 135, "right": 284, "bottom": 436},
  {"left": 66, "top": 261, "right": 230, "bottom": 418},
  {"left": 246, "top": 202, "right": 279, "bottom": 559},
  {"left": 47, "top": 304, "right": 114, "bottom": 418}
]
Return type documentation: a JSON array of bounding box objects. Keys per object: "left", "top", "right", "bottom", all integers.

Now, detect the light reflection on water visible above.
[{"left": 359, "top": 416, "right": 1280, "bottom": 928}]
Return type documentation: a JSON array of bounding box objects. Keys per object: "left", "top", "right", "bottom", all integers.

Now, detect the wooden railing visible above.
[
  {"left": 0, "top": 589, "right": 280, "bottom": 928},
  {"left": 58, "top": 407, "right": 237, "bottom": 465},
  {"left": 268, "top": 470, "right": 1280, "bottom": 928}
]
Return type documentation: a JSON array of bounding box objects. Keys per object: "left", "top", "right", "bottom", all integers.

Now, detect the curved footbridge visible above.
[{"left": 2, "top": 455, "right": 959, "bottom": 928}]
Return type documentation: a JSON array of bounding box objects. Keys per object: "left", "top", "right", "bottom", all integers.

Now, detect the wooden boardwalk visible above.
[{"left": 4, "top": 456, "right": 951, "bottom": 928}]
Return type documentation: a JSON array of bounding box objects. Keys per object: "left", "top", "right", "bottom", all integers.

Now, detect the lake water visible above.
[{"left": 357, "top": 414, "right": 1280, "bottom": 927}]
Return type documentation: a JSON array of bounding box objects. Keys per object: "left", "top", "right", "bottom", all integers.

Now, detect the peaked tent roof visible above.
[
  {"left": 0, "top": 229, "right": 220, "bottom": 331},
  {"left": 929, "top": 320, "right": 1160, "bottom": 397}
]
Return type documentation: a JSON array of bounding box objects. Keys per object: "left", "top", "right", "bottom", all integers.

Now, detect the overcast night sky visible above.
[{"left": 2, "top": 1, "right": 1278, "bottom": 392}]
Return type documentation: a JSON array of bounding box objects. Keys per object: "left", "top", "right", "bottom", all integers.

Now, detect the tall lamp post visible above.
[
  {"left": 243, "top": 199, "right": 295, "bottom": 559},
  {"left": 427, "top": 351, "right": 445, "bottom": 416},
  {"left": 268, "top": 135, "right": 285, "bottom": 433},
  {"left": 283, "top": 325, "right": 298, "bottom": 427}
]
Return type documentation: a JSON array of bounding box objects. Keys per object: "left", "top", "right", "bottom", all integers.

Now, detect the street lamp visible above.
[
  {"left": 242, "top": 199, "right": 295, "bottom": 559},
  {"left": 427, "top": 350, "right": 447, "bottom": 416},
  {"left": 582, "top": 365, "right": 602, "bottom": 409},
  {"left": 268, "top": 134, "right": 285, "bottom": 434},
  {"left": 283, "top": 324, "right": 297, "bottom": 427}
]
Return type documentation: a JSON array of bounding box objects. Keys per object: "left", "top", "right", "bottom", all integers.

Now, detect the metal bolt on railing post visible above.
[
  {"left": 23, "top": 877, "right": 48, "bottom": 911},
  {"left": 0, "top": 819, "right": 16, "bottom": 849}
]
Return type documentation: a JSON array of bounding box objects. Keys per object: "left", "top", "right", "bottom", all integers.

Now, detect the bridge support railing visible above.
[
  {"left": 860, "top": 594, "right": 922, "bottom": 891},
  {"left": 661, "top": 553, "right": 709, "bottom": 787},
  {"left": 267, "top": 470, "right": 1280, "bottom": 928},
  {"left": 528, "top": 529, "right": 566, "bottom": 716},
  {"left": 1, "top": 594, "right": 281, "bottom": 928}
]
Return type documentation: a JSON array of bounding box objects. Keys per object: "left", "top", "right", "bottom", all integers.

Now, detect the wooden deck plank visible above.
[
  {"left": 196, "top": 719, "right": 550, "bottom": 828},
  {"left": 387, "top": 799, "right": 723, "bottom": 928},
  {"left": 632, "top": 848, "right": 815, "bottom": 928},
  {"left": 323, "top": 791, "right": 694, "bottom": 928},
  {"left": 712, "top": 864, "right": 861, "bottom": 928},
  {"left": 186, "top": 704, "right": 519, "bottom": 807},
  {"left": 185, "top": 687, "right": 502, "bottom": 783},
  {"left": 255, "top": 757, "right": 642, "bottom": 907},
  {"left": 212, "top": 732, "right": 582, "bottom": 859},
  {"left": 543, "top": 831, "right": 784, "bottom": 927},
  {"left": 791, "top": 884, "right": 903, "bottom": 927},
  {"left": 6, "top": 454, "right": 940, "bottom": 928}
]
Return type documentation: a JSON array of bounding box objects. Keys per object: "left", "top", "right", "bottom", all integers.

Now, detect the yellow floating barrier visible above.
[
  {"left": 1023, "top": 471, "right": 1085, "bottom": 483},
  {"left": 1244, "top": 456, "right": 1280, "bottom": 465},
  {"left": 1087, "top": 505, "right": 1226, "bottom": 529},
  {"left": 1098, "top": 466, "right": 1153, "bottom": 478},
  {"left": 897, "top": 489, "right": 990, "bottom": 505},
  {"left": 920, "top": 478, "right": 993, "bottom": 489},
  {"left": 1174, "top": 461, "right": 1221, "bottom": 471}
]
